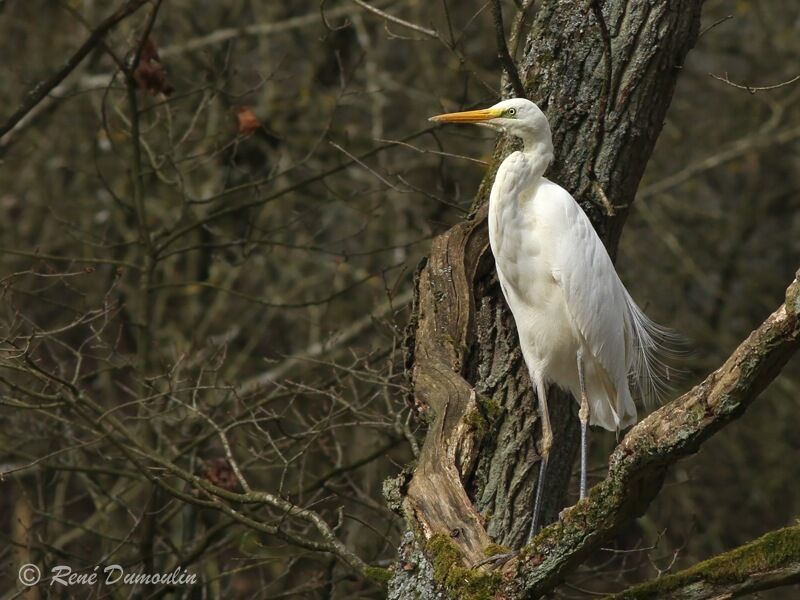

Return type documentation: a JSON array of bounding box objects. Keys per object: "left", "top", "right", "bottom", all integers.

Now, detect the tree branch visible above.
[{"left": 609, "top": 524, "right": 800, "bottom": 600}]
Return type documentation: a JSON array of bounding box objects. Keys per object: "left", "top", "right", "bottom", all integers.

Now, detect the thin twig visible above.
[
  {"left": 490, "top": 0, "right": 527, "bottom": 98},
  {"left": 510, "top": 0, "right": 537, "bottom": 58},
  {"left": 237, "top": 289, "right": 413, "bottom": 393},
  {"left": 699, "top": 14, "right": 732, "bottom": 38},
  {"left": 160, "top": 0, "right": 395, "bottom": 56},
  {"left": 0, "top": 247, "right": 139, "bottom": 269},
  {"left": 439, "top": 0, "right": 456, "bottom": 47},
  {"left": 590, "top": 0, "right": 613, "bottom": 115},
  {"left": 592, "top": 180, "right": 615, "bottom": 216},
  {"left": 329, "top": 140, "right": 407, "bottom": 192},
  {"left": 350, "top": 0, "right": 438, "bottom": 39},
  {"left": 375, "top": 137, "right": 489, "bottom": 165},
  {"left": 710, "top": 72, "right": 800, "bottom": 94}
]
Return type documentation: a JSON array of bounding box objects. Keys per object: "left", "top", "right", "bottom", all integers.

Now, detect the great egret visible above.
[{"left": 430, "top": 98, "right": 675, "bottom": 541}]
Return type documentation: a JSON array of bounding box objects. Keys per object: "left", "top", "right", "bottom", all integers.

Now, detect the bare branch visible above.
[
  {"left": 350, "top": 0, "right": 438, "bottom": 39},
  {"left": 609, "top": 524, "right": 800, "bottom": 600},
  {"left": 710, "top": 72, "right": 800, "bottom": 93}
]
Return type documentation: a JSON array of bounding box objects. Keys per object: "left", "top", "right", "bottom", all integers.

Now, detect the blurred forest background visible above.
[{"left": 0, "top": 0, "right": 798, "bottom": 598}]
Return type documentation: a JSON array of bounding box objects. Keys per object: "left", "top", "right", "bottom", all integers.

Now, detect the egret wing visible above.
[
  {"left": 543, "top": 183, "right": 631, "bottom": 387},
  {"left": 544, "top": 181, "right": 675, "bottom": 408}
]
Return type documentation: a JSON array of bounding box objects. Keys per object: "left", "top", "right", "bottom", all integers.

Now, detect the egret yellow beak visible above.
[{"left": 429, "top": 107, "right": 502, "bottom": 123}]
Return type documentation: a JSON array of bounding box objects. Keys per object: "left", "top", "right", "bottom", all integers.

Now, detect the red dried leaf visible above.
[
  {"left": 133, "top": 38, "right": 174, "bottom": 96},
  {"left": 202, "top": 457, "right": 239, "bottom": 491},
  {"left": 140, "top": 37, "right": 159, "bottom": 63},
  {"left": 235, "top": 106, "right": 261, "bottom": 136}
]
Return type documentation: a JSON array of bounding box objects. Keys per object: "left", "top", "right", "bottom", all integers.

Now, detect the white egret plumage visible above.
[{"left": 430, "top": 98, "right": 676, "bottom": 541}]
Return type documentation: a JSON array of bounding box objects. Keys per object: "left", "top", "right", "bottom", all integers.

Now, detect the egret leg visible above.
[
  {"left": 527, "top": 374, "right": 553, "bottom": 543},
  {"left": 577, "top": 351, "right": 590, "bottom": 500}
]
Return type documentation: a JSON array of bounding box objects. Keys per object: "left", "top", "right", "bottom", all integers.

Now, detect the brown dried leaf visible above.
[
  {"left": 133, "top": 38, "right": 174, "bottom": 96},
  {"left": 235, "top": 105, "right": 261, "bottom": 137},
  {"left": 202, "top": 457, "right": 239, "bottom": 491}
]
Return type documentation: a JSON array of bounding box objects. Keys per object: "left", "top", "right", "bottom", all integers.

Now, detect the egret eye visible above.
[{"left": 506, "top": 108, "right": 517, "bottom": 117}]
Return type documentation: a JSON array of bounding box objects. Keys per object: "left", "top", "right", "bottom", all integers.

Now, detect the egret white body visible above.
[
  {"left": 491, "top": 160, "right": 639, "bottom": 432},
  {"left": 430, "top": 98, "right": 673, "bottom": 540}
]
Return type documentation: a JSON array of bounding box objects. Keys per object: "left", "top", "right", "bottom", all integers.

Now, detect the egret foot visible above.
[
  {"left": 527, "top": 373, "right": 553, "bottom": 543},
  {"left": 579, "top": 416, "right": 589, "bottom": 499},
  {"left": 527, "top": 453, "right": 549, "bottom": 543}
]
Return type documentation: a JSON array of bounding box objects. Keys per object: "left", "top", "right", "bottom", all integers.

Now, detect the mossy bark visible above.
[{"left": 608, "top": 524, "right": 800, "bottom": 599}]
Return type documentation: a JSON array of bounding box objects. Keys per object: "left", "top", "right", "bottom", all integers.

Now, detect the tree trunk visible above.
[{"left": 390, "top": 1, "right": 704, "bottom": 598}]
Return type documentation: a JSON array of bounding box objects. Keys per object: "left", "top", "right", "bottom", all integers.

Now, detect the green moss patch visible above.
[
  {"left": 364, "top": 565, "right": 392, "bottom": 584},
  {"left": 480, "top": 397, "right": 502, "bottom": 418},
  {"left": 464, "top": 408, "right": 487, "bottom": 434},
  {"left": 483, "top": 543, "right": 511, "bottom": 557},
  {"left": 426, "top": 534, "right": 503, "bottom": 600}
]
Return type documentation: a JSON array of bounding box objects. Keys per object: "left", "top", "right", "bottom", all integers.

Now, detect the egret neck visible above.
[{"left": 507, "top": 139, "right": 553, "bottom": 191}]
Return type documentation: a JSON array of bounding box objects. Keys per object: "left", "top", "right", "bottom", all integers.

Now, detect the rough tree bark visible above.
[{"left": 381, "top": 0, "right": 798, "bottom": 598}]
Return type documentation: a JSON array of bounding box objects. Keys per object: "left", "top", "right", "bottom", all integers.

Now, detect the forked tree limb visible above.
[
  {"left": 501, "top": 270, "right": 800, "bottom": 598},
  {"left": 607, "top": 523, "right": 800, "bottom": 600}
]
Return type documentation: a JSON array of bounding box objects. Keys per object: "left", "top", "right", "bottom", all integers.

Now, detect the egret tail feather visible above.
[{"left": 623, "top": 292, "right": 685, "bottom": 408}]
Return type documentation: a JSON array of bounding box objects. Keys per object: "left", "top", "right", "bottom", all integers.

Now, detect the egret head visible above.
[{"left": 429, "top": 98, "right": 552, "bottom": 150}]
